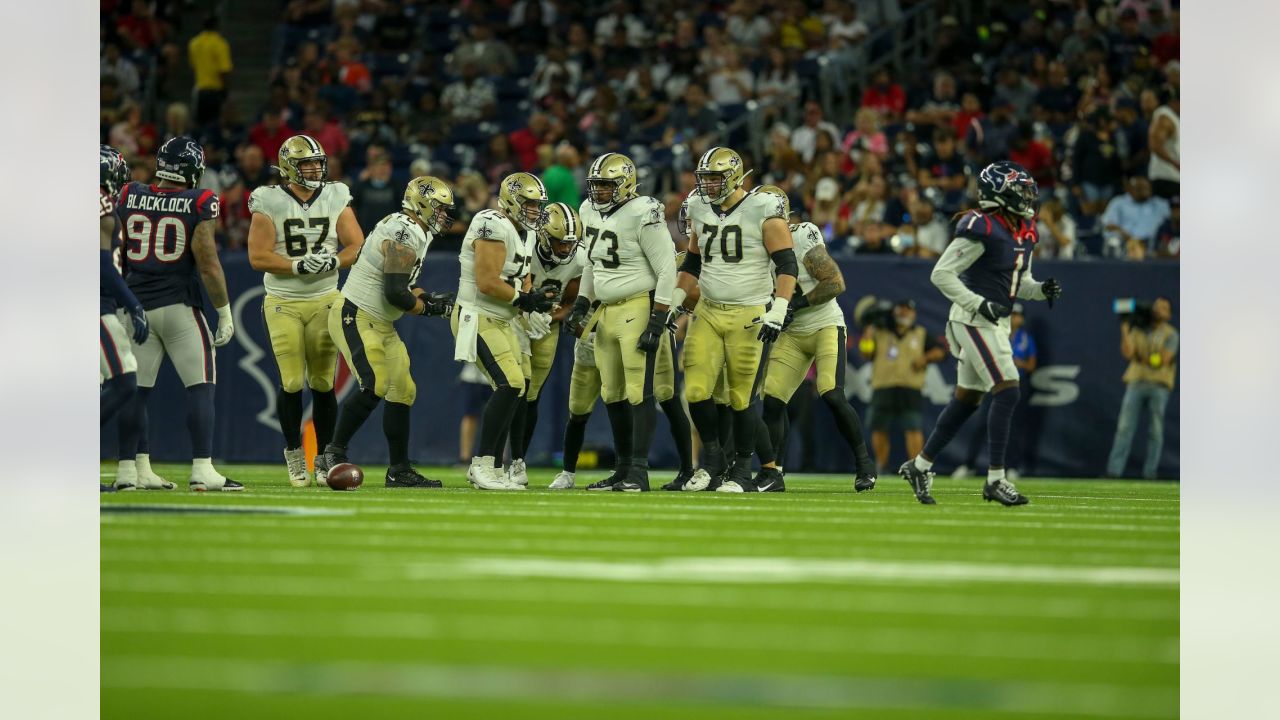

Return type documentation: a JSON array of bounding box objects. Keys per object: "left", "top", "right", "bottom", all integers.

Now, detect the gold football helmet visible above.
[
  {"left": 538, "top": 201, "right": 582, "bottom": 266},
  {"left": 278, "top": 135, "right": 327, "bottom": 190},
  {"left": 403, "top": 176, "right": 456, "bottom": 234},
  {"left": 695, "top": 146, "right": 747, "bottom": 205},
  {"left": 498, "top": 172, "right": 549, "bottom": 231},
  {"left": 586, "top": 152, "right": 638, "bottom": 211},
  {"left": 677, "top": 196, "right": 692, "bottom": 237},
  {"left": 752, "top": 184, "right": 791, "bottom": 219}
]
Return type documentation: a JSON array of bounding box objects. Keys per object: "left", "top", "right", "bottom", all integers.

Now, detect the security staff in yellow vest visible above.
[
  {"left": 1106, "top": 297, "right": 1178, "bottom": 479},
  {"left": 860, "top": 300, "right": 946, "bottom": 472}
]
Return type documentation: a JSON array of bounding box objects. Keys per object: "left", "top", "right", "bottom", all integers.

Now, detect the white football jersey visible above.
[
  {"left": 687, "top": 190, "right": 785, "bottom": 305},
  {"left": 341, "top": 212, "right": 432, "bottom": 323},
  {"left": 249, "top": 182, "right": 353, "bottom": 299},
  {"left": 529, "top": 245, "right": 586, "bottom": 306},
  {"left": 457, "top": 209, "right": 535, "bottom": 321},
  {"left": 785, "top": 222, "right": 846, "bottom": 334},
  {"left": 578, "top": 195, "right": 666, "bottom": 304}
]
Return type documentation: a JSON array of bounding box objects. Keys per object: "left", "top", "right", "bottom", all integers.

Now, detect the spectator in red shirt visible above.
[
  {"left": 1009, "top": 122, "right": 1055, "bottom": 187},
  {"left": 333, "top": 38, "right": 372, "bottom": 94},
  {"left": 302, "top": 105, "right": 349, "bottom": 161},
  {"left": 1152, "top": 10, "right": 1179, "bottom": 66},
  {"left": 509, "top": 112, "right": 557, "bottom": 172},
  {"left": 249, "top": 109, "right": 295, "bottom": 163},
  {"left": 860, "top": 69, "right": 906, "bottom": 122},
  {"left": 116, "top": 0, "right": 163, "bottom": 51},
  {"left": 952, "top": 92, "right": 984, "bottom": 140}
]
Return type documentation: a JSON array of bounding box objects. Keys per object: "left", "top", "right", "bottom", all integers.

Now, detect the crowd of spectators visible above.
[{"left": 101, "top": 0, "right": 1179, "bottom": 261}]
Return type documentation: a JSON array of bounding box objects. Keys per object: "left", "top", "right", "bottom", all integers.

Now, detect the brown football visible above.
[{"left": 327, "top": 463, "right": 364, "bottom": 491}]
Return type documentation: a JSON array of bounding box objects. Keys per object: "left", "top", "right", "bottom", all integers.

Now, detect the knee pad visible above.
[
  {"left": 388, "top": 378, "right": 417, "bottom": 405},
  {"left": 306, "top": 371, "right": 335, "bottom": 393},
  {"left": 280, "top": 375, "right": 305, "bottom": 393}
]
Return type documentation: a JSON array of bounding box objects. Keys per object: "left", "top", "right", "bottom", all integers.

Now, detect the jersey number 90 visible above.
[{"left": 124, "top": 213, "right": 186, "bottom": 263}]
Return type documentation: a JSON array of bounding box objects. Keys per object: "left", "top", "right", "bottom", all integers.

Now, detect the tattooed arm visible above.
[{"left": 800, "top": 243, "right": 845, "bottom": 306}]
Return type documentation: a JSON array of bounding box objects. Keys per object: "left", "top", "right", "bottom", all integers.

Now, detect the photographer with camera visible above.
[
  {"left": 859, "top": 299, "right": 946, "bottom": 473},
  {"left": 1106, "top": 297, "right": 1178, "bottom": 479}
]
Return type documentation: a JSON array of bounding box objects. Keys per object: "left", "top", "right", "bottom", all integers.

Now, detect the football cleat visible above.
[
  {"left": 135, "top": 454, "right": 174, "bottom": 490},
  {"left": 100, "top": 484, "right": 117, "bottom": 493},
  {"left": 754, "top": 467, "right": 785, "bottom": 492},
  {"left": 385, "top": 465, "right": 443, "bottom": 489},
  {"left": 189, "top": 463, "right": 243, "bottom": 492},
  {"left": 715, "top": 462, "right": 754, "bottom": 493},
  {"left": 190, "top": 476, "right": 245, "bottom": 492},
  {"left": 612, "top": 467, "right": 650, "bottom": 492},
  {"left": 284, "top": 448, "right": 309, "bottom": 487},
  {"left": 586, "top": 468, "right": 627, "bottom": 491},
  {"left": 322, "top": 444, "right": 349, "bottom": 470},
  {"left": 549, "top": 471, "right": 575, "bottom": 490},
  {"left": 313, "top": 453, "right": 331, "bottom": 488},
  {"left": 898, "top": 460, "right": 936, "bottom": 505},
  {"left": 113, "top": 460, "right": 138, "bottom": 491},
  {"left": 468, "top": 459, "right": 520, "bottom": 490},
  {"left": 854, "top": 473, "right": 877, "bottom": 492},
  {"left": 983, "top": 478, "right": 1029, "bottom": 506},
  {"left": 661, "top": 469, "right": 696, "bottom": 491},
  {"left": 508, "top": 458, "right": 529, "bottom": 487},
  {"left": 681, "top": 468, "right": 711, "bottom": 492}
]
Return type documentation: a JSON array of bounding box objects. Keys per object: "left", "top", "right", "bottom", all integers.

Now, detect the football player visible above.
[
  {"left": 675, "top": 147, "right": 797, "bottom": 493},
  {"left": 321, "top": 177, "right": 456, "bottom": 488},
  {"left": 505, "top": 202, "right": 585, "bottom": 488},
  {"left": 899, "top": 161, "right": 1063, "bottom": 506},
  {"left": 453, "top": 172, "right": 555, "bottom": 490},
  {"left": 561, "top": 153, "right": 679, "bottom": 492},
  {"left": 753, "top": 186, "right": 877, "bottom": 492},
  {"left": 248, "top": 135, "right": 365, "bottom": 487},
  {"left": 114, "top": 136, "right": 240, "bottom": 491}
]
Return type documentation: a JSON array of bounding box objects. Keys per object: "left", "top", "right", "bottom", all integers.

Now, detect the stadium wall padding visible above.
[{"left": 101, "top": 255, "right": 1179, "bottom": 479}]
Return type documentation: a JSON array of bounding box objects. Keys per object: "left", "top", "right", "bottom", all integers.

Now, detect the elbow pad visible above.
[
  {"left": 383, "top": 273, "right": 419, "bottom": 313},
  {"left": 770, "top": 248, "right": 798, "bottom": 278},
  {"left": 680, "top": 252, "right": 702, "bottom": 278}
]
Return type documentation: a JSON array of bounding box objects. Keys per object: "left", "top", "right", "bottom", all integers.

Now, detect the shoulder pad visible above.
[
  {"left": 327, "top": 181, "right": 353, "bottom": 206},
  {"left": 954, "top": 210, "right": 994, "bottom": 240},
  {"left": 247, "top": 186, "right": 273, "bottom": 214},
  {"left": 637, "top": 195, "right": 665, "bottom": 226},
  {"left": 471, "top": 210, "right": 509, "bottom": 241}
]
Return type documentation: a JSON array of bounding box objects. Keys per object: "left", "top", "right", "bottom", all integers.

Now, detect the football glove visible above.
[
  {"left": 637, "top": 308, "right": 673, "bottom": 353},
  {"left": 976, "top": 300, "right": 1012, "bottom": 323},
  {"left": 1041, "top": 277, "right": 1062, "bottom": 306},
  {"left": 525, "top": 311, "right": 553, "bottom": 339},
  {"left": 512, "top": 288, "right": 555, "bottom": 314},
  {"left": 213, "top": 305, "right": 234, "bottom": 347},
  {"left": 783, "top": 293, "right": 810, "bottom": 330},
  {"left": 420, "top": 292, "right": 455, "bottom": 317},
  {"left": 564, "top": 295, "right": 592, "bottom": 337},
  {"left": 126, "top": 304, "right": 149, "bottom": 345},
  {"left": 296, "top": 251, "right": 338, "bottom": 275},
  {"left": 758, "top": 297, "right": 789, "bottom": 343}
]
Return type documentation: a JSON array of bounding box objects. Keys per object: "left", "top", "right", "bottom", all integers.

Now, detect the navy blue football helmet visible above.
[
  {"left": 100, "top": 144, "right": 130, "bottom": 195},
  {"left": 977, "top": 161, "right": 1038, "bottom": 219},
  {"left": 154, "top": 135, "right": 206, "bottom": 187}
]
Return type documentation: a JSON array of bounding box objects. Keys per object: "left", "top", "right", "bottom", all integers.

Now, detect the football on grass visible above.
[{"left": 327, "top": 463, "right": 363, "bottom": 491}]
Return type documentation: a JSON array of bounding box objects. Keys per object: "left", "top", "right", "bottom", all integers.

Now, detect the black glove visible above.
[
  {"left": 419, "top": 292, "right": 455, "bottom": 317},
  {"left": 1041, "top": 277, "right": 1062, "bottom": 306},
  {"left": 637, "top": 309, "right": 672, "bottom": 353},
  {"left": 977, "top": 300, "right": 1013, "bottom": 323},
  {"left": 783, "top": 293, "right": 810, "bottom": 330},
  {"left": 563, "top": 295, "right": 592, "bottom": 337},
  {"left": 126, "top": 304, "right": 149, "bottom": 345},
  {"left": 513, "top": 290, "right": 554, "bottom": 314}
]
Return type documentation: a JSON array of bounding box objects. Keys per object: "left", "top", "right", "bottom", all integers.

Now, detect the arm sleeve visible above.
[
  {"left": 638, "top": 220, "right": 677, "bottom": 306},
  {"left": 930, "top": 238, "right": 987, "bottom": 312},
  {"left": 578, "top": 259, "right": 595, "bottom": 301},
  {"left": 383, "top": 272, "right": 418, "bottom": 312},
  {"left": 101, "top": 249, "right": 140, "bottom": 309},
  {"left": 1016, "top": 267, "right": 1046, "bottom": 301}
]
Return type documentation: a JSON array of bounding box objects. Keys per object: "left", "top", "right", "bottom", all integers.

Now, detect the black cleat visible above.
[
  {"left": 613, "top": 467, "right": 650, "bottom": 492},
  {"left": 754, "top": 467, "right": 786, "bottom": 492},
  {"left": 854, "top": 473, "right": 877, "bottom": 492},
  {"left": 983, "top": 478, "right": 1029, "bottom": 506},
  {"left": 715, "top": 461, "right": 756, "bottom": 493},
  {"left": 385, "top": 465, "right": 443, "bottom": 488},
  {"left": 323, "top": 443, "right": 349, "bottom": 469},
  {"left": 898, "top": 460, "right": 936, "bottom": 505},
  {"left": 661, "top": 469, "right": 695, "bottom": 491},
  {"left": 586, "top": 469, "right": 627, "bottom": 491}
]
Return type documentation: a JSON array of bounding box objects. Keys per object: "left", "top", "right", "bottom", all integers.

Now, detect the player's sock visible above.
[
  {"left": 117, "top": 387, "right": 150, "bottom": 461},
  {"left": 277, "top": 388, "right": 304, "bottom": 449},
  {"left": 100, "top": 373, "right": 136, "bottom": 427},
  {"left": 383, "top": 401, "right": 412, "bottom": 467},
  {"left": 762, "top": 395, "right": 789, "bottom": 464},
  {"left": 822, "top": 390, "right": 875, "bottom": 476},
  {"left": 920, "top": 397, "right": 981, "bottom": 466},
  {"left": 508, "top": 384, "right": 532, "bottom": 460},
  {"left": 631, "top": 396, "right": 657, "bottom": 468},
  {"left": 986, "top": 386, "right": 1020, "bottom": 482},
  {"left": 731, "top": 405, "right": 760, "bottom": 465},
  {"left": 716, "top": 403, "right": 735, "bottom": 454},
  {"left": 604, "top": 400, "right": 634, "bottom": 472},
  {"left": 332, "top": 389, "right": 381, "bottom": 448},
  {"left": 494, "top": 423, "right": 510, "bottom": 468},
  {"left": 187, "top": 383, "right": 216, "bottom": 458},
  {"left": 753, "top": 411, "right": 776, "bottom": 466},
  {"left": 478, "top": 385, "right": 521, "bottom": 459},
  {"left": 987, "top": 467, "right": 1006, "bottom": 485},
  {"left": 687, "top": 398, "right": 719, "bottom": 448},
  {"left": 311, "top": 388, "right": 338, "bottom": 449},
  {"left": 660, "top": 398, "right": 694, "bottom": 473},
  {"left": 522, "top": 396, "right": 541, "bottom": 459},
  {"left": 563, "top": 413, "right": 590, "bottom": 474},
  {"left": 137, "top": 393, "right": 151, "bottom": 454}
]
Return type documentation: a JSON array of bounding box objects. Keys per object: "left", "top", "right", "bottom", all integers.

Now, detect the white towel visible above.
[
  {"left": 514, "top": 316, "right": 532, "bottom": 356},
  {"left": 453, "top": 304, "right": 479, "bottom": 362}
]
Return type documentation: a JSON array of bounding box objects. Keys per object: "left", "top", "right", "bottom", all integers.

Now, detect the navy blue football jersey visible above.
[
  {"left": 117, "top": 182, "right": 219, "bottom": 310},
  {"left": 953, "top": 210, "right": 1038, "bottom": 304}
]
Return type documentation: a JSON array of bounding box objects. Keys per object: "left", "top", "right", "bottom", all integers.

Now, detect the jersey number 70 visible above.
[{"left": 702, "top": 224, "right": 743, "bottom": 263}]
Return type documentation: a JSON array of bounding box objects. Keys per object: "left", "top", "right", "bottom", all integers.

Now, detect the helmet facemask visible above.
[
  {"left": 289, "top": 155, "right": 328, "bottom": 190},
  {"left": 696, "top": 169, "right": 732, "bottom": 204},
  {"left": 424, "top": 198, "right": 455, "bottom": 234},
  {"left": 587, "top": 178, "right": 620, "bottom": 212}
]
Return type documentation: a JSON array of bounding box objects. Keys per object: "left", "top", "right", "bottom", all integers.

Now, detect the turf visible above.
[{"left": 100, "top": 464, "right": 1178, "bottom": 719}]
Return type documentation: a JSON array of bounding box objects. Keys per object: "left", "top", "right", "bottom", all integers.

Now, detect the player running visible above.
[
  {"left": 899, "top": 161, "right": 1063, "bottom": 506},
  {"left": 561, "top": 153, "right": 679, "bottom": 492},
  {"left": 114, "top": 136, "right": 240, "bottom": 491},
  {"left": 248, "top": 134, "right": 365, "bottom": 488},
  {"left": 675, "top": 147, "right": 797, "bottom": 493},
  {"left": 752, "top": 186, "right": 877, "bottom": 492},
  {"left": 453, "top": 173, "right": 554, "bottom": 491},
  {"left": 321, "top": 177, "right": 456, "bottom": 488}
]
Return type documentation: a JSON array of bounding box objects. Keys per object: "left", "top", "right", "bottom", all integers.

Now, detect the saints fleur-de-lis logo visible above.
[
  {"left": 727, "top": 154, "right": 740, "bottom": 167},
  {"left": 506, "top": 178, "right": 523, "bottom": 195},
  {"left": 394, "top": 227, "right": 411, "bottom": 244},
  {"left": 476, "top": 224, "right": 495, "bottom": 239},
  {"left": 420, "top": 183, "right": 433, "bottom": 196}
]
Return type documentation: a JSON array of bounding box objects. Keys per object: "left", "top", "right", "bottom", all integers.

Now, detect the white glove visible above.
[
  {"left": 299, "top": 250, "right": 338, "bottom": 275},
  {"left": 758, "top": 297, "right": 788, "bottom": 342},
  {"left": 213, "top": 305, "right": 234, "bottom": 347},
  {"left": 525, "top": 311, "right": 553, "bottom": 340}
]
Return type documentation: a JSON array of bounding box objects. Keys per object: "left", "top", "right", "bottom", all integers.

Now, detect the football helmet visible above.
[
  {"left": 538, "top": 201, "right": 582, "bottom": 266},
  {"left": 100, "top": 144, "right": 130, "bottom": 196},
  {"left": 154, "top": 136, "right": 206, "bottom": 188},
  {"left": 586, "top": 152, "right": 638, "bottom": 212},
  {"left": 402, "top": 176, "right": 456, "bottom": 234},
  {"left": 278, "top": 134, "right": 328, "bottom": 190},
  {"left": 695, "top": 146, "right": 747, "bottom": 205},
  {"left": 677, "top": 197, "right": 691, "bottom": 237},
  {"left": 977, "top": 160, "right": 1038, "bottom": 219},
  {"left": 498, "top": 172, "right": 549, "bottom": 231},
  {"left": 752, "top": 184, "right": 791, "bottom": 219}
]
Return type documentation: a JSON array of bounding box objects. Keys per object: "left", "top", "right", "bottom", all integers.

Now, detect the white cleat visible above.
[
  {"left": 468, "top": 458, "right": 521, "bottom": 490},
  {"left": 284, "top": 448, "right": 309, "bottom": 487},
  {"left": 508, "top": 458, "right": 529, "bottom": 487},
  {"left": 134, "top": 453, "right": 175, "bottom": 490},
  {"left": 189, "top": 460, "right": 245, "bottom": 492},
  {"left": 548, "top": 471, "right": 575, "bottom": 490},
  {"left": 715, "top": 480, "right": 745, "bottom": 493},
  {"left": 313, "top": 454, "right": 331, "bottom": 488},
  {"left": 113, "top": 460, "right": 138, "bottom": 491},
  {"left": 951, "top": 464, "right": 973, "bottom": 481},
  {"left": 683, "top": 468, "right": 711, "bottom": 492}
]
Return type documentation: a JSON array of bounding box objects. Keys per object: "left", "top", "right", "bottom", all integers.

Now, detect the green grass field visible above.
[{"left": 100, "top": 464, "right": 1178, "bottom": 719}]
